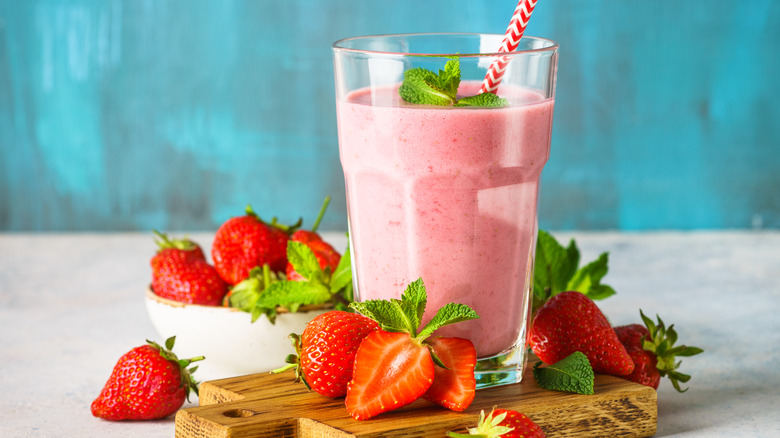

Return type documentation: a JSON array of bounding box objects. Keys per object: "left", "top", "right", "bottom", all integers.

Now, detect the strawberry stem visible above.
[
  {"left": 329, "top": 292, "right": 352, "bottom": 308},
  {"left": 262, "top": 264, "right": 272, "bottom": 288},
  {"left": 310, "top": 196, "right": 331, "bottom": 233}
]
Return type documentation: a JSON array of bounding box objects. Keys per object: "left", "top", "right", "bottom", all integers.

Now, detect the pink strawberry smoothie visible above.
[{"left": 337, "top": 82, "right": 554, "bottom": 358}]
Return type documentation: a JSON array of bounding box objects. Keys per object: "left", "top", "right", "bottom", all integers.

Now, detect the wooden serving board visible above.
[{"left": 175, "top": 363, "right": 657, "bottom": 438}]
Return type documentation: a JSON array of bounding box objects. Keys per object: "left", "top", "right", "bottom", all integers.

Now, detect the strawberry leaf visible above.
[{"left": 673, "top": 346, "right": 705, "bottom": 357}]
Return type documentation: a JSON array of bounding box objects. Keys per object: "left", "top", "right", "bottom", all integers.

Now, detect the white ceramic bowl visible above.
[{"left": 144, "top": 288, "right": 329, "bottom": 382}]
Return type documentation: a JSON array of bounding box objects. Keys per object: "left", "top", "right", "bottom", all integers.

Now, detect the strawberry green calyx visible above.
[
  {"left": 349, "top": 278, "right": 479, "bottom": 348},
  {"left": 271, "top": 333, "right": 311, "bottom": 389},
  {"left": 227, "top": 264, "right": 284, "bottom": 322},
  {"left": 146, "top": 336, "right": 204, "bottom": 401},
  {"left": 638, "top": 310, "right": 704, "bottom": 393},
  {"left": 152, "top": 230, "right": 198, "bottom": 252},
  {"left": 447, "top": 409, "right": 514, "bottom": 438},
  {"left": 244, "top": 204, "right": 303, "bottom": 235}
]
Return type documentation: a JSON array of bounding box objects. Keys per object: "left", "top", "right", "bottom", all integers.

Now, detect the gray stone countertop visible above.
[{"left": 1, "top": 231, "right": 778, "bottom": 437}]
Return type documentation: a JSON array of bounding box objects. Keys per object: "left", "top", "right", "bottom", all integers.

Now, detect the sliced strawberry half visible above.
[
  {"left": 345, "top": 331, "right": 434, "bottom": 420},
  {"left": 423, "top": 336, "right": 476, "bottom": 412}
]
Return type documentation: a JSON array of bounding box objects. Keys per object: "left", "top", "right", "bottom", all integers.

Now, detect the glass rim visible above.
[{"left": 332, "top": 32, "right": 558, "bottom": 57}]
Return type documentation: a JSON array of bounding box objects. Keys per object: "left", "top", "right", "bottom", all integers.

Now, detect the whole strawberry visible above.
[
  {"left": 91, "top": 337, "right": 203, "bottom": 421},
  {"left": 150, "top": 230, "right": 205, "bottom": 269},
  {"left": 529, "top": 291, "right": 634, "bottom": 376},
  {"left": 615, "top": 310, "right": 703, "bottom": 392},
  {"left": 274, "top": 310, "right": 380, "bottom": 398},
  {"left": 211, "top": 205, "right": 301, "bottom": 285},
  {"left": 151, "top": 231, "right": 228, "bottom": 305},
  {"left": 286, "top": 197, "right": 341, "bottom": 281},
  {"left": 448, "top": 408, "right": 546, "bottom": 438}
]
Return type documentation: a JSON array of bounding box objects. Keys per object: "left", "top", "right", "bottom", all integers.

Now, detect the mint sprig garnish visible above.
[
  {"left": 399, "top": 57, "right": 507, "bottom": 108},
  {"left": 349, "top": 278, "right": 479, "bottom": 344},
  {"left": 533, "top": 230, "right": 616, "bottom": 312},
  {"left": 228, "top": 241, "right": 353, "bottom": 323},
  {"left": 533, "top": 351, "right": 595, "bottom": 395}
]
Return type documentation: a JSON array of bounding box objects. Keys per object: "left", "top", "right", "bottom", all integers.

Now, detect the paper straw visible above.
[{"left": 479, "top": 0, "right": 538, "bottom": 95}]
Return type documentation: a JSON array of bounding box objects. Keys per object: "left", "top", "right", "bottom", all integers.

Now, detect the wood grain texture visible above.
[{"left": 176, "top": 364, "right": 656, "bottom": 437}]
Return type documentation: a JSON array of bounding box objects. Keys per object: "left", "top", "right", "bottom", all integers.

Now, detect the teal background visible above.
[{"left": 1, "top": 0, "right": 778, "bottom": 232}]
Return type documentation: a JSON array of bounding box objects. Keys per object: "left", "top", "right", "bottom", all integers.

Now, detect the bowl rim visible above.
[{"left": 145, "top": 287, "right": 333, "bottom": 314}]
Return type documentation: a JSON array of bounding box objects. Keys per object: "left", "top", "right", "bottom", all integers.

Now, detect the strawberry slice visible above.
[
  {"left": 423, "top": 337, "right": 476, "bottom": 412},
  {"left": 345, "top": 331, "right": 434, "bottom": 420}
]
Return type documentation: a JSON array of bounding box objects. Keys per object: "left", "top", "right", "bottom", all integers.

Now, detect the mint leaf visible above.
[
  {"left": 329, "top": 245, "right": 352, "bottom": 293},
  {"left": 533, "top": 351, "right": 594, "bottom": 395},
  {"left": 438, "top": 58, "right": 461, "bottom": 97},
  {"left": 287, "top": 241, "right": 323, "bottom": 281},
  {"left": 227, "top": 239, "right": 356, "bottom": 323},
  {"left": 399, "top": 278, "right": 427, "bottom": 331},
  {"left": 566, "top": 252, "right": 617, "bottom": 301},
  {"left": 533, "top": 230, "right": 618, "bottom": 312},
  {"left": 349, "top": 299, "right": 412, "bottom": 333},
  {"left": 417, "top": 302, "right": 479, "bottom": 339},
  {"left": 454, "top": 92, "right": 507, "bottom": 108},
  {"left": 398, "top": 66, "right": 457, "bottom": 106},
  {"left": 350, "top": 277, "right": 478, "bottom": 341},
  {"left": 534, "top": 230, "right": 580, "bottom": 304},
  {"left": 254, "top": 280, "right": 332, "bottom": 322}
]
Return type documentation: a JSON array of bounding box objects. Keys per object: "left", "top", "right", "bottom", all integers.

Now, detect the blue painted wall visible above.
[{"left": 1, "top": 0, "right": 778, "bottom": 231}]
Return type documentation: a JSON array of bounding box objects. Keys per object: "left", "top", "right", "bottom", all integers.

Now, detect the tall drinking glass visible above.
[{"left": 332, "top": 33, "right": 558, "bottom": 388}]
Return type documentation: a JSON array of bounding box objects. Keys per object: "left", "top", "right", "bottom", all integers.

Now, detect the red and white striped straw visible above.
[{"left": 479, "top": 0, "right": 538, "bottom": 95}]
